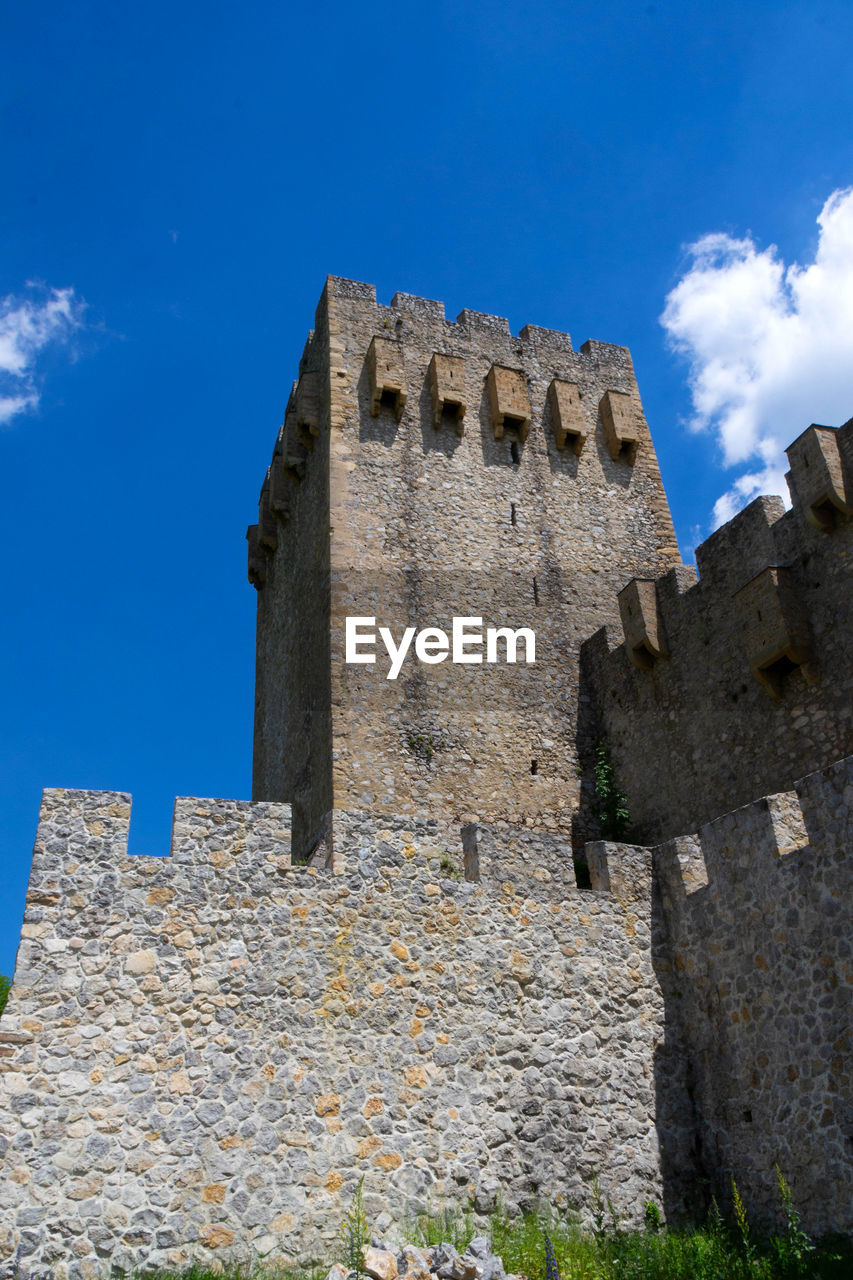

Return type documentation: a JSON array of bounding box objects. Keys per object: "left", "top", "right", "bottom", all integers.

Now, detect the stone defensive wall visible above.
[
  {"left": 653, "top": 753, "right": 852, "bottom": 1239},
  {"left": 2, "top": 752, "right": 850, "bottom": 1275},
  {"left": 0, "top": 788, "right": 694, "bottom": 1279},
  {"left": 581, "top": 418, "right": 853, "bottom": 842},
  {"left": 247, "top": 277, "right": 681, "bottom": 859}
]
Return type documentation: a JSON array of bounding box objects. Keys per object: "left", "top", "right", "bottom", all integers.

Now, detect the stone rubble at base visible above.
[{"left": 334, "top": 1235, "right": 516, "bottom": 1280}]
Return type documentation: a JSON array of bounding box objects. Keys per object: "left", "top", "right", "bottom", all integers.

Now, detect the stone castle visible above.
[{"left": 1, "top": 276, "right": 850, "bottom": 1277}]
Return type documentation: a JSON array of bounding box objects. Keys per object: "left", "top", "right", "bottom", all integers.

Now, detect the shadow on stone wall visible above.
[{"left": 649, "top": 876, "right": 708, "bottom": 1223}]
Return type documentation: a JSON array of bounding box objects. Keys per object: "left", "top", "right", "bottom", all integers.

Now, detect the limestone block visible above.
[
  {"left": 461, "top": 823, "right": 483, "bottom": 882},
  {"left": 654, "top": 836, "right": 708, "bottom": 912},
  {"left": 586, "top": 841, "right": 653, "bottom": 902},
  {"left": 734, "top": 566, "right": 814, "bottom": 698},
  {"left": 486, "top": 365, "right": 531, "bottom": 441},
  {"left": 548, "top": 379, "right": 585, "bottom": 454},
  {"left": 618, "top": 578, "right": 668, "bottom": 670},
  {"left": 766, "top": 790, "right": 809, "bottom": 857},
  {"left": 786, "top": 424, "right": 852, "bottom": 530},
  {"left": 125, "top": 950, "right": 156, "bottom": 976},
  {"left": 600, "top": 389, "right": 640, "bottom": 462},
  {"left": 0, "top": 1018, "right": 34, "bottom": 1046},
  {"left": 367, "top": 336, "right": 407, "bottom": 419},
  {"left": 428, "top": 353, "right": 466, "bottom": 433},
  {"left": 363, "top": 1247, "right": 398, "bottom": 1280}
]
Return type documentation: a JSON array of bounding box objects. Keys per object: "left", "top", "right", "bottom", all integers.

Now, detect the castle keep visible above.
[
  {"left": 249, "top": 277, "right": 680, "bottom": 860},
  {"left": 0, "top": 278, "right": 850, "bottom": 1278}
]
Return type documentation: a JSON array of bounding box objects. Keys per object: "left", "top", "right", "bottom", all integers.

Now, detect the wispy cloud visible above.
[
  {"left": 0, "top": 284, "right": 86, "bottom": 427},
  {"left": 661, "top": 187, "right": 853, "bottom": 528}
]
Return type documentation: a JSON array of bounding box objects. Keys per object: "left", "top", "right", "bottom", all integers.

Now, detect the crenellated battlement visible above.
[
  {"left": 14, "top": 787, "right": 653, "bottom": 907},
  {"left": 653, "top": 758, "right": 846, "bottom": 911},
  {"left": 244, "top": 277, "right": 676, "bottom": 591},
  {"left": 583, "top": 417, "right": 853, "bottom": 842},
  {"left": 22, "top": 788, "right": 292, "bottom": 878},
  {"left": 246, "top": 277, "right": 679, "bottom": 594},
  {"left": 1, "top": 785, "right": 682, "bottom": 1274},
  {"left": 3, "top": 757, "right": 848, "bottom": 1271}
]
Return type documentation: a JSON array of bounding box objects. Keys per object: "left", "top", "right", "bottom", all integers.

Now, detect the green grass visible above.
[
  {"left": 60, "top": 1195, "right": 853, "bottom": 1280},
  {"left": 408, "top": 1200, "right": 853, "bottom": 1280},
  {"left": 139, "top": 1264, "right": 327, "bottom": 1280}
]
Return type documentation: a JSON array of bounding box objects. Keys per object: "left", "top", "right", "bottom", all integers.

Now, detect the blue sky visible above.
[{"left": 2, "top": 0, "right": 852, "bottom": 974}]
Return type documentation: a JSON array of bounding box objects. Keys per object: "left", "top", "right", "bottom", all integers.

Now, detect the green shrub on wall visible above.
[{"left": 594, "top": 740, "right": 630, "bottom": 840}]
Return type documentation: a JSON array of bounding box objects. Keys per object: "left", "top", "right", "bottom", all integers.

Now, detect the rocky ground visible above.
[{"left": 328, "top": 1237, "right": 518, "bottom": 1280}]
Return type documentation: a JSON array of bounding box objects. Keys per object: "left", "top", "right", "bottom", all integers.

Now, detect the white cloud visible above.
[
  {"left": 661, "top": 188, "right": 853, "bottom": 528},
  {"left": 0, "top": 284, "right": 86, "bottom": 427}
]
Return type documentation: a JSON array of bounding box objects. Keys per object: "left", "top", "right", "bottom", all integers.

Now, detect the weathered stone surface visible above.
[
  {"left": 464, "top": 1238, "right": 491, "bottom": 1260},
  {"left": 251, "top": 276, "right": 680, "bottom": 861},
  {"left": 0, "top": 788, "right": 690, "bottom": 1276},
  {"left": 437, "top": 1256, "right": 478, "bottom": 1280},
  {"left": 363, "top": 1246, "right": 398, "bottom": 1280},
  {"left": 5, "top": 756, "right": 848, "bottom": 1271},
  {"left": 398, "top": 1245, "right": 431, "bottom": 1278},
  {"left": 125, "top": 949, "right": 156, "bottom": 975},
  {"left": 653, "top": 756, "right": 852, "bottom": 1238},
  {"left": 585, "top": 422, "right": 853, "bottom": 843}
]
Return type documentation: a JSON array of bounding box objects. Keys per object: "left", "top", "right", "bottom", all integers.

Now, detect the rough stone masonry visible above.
[
  {"left": 249, "top": 276, "right": 680, "bottom": 861},
  {"left": 0, "top": 791, "right": 694, "bottom": 1274},
  {"left": 0, "top": 279, "right": 850, "bottom": 1277}
]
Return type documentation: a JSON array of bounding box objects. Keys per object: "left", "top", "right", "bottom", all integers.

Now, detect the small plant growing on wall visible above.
[
  {"left": 644, "top": 1200, "right": 662, "bottom": 1233},
  {"left": 0, "top": 974, "right": 10, "bottom": 1017},
  {"left": 772, "top": 1166, "right": 815, "bottom": 1273},
  {"left": 407, "top": 732, "right": 435, "bottom": 762},
  {"left": 439, "top": 853, "right": 461, "bottom": 880},
  {"left": 593, "top": 740, "right": 630, "bottom": 840},
  {"left": 338, "top": 1175, "right": 370, "bottom": 1279}
]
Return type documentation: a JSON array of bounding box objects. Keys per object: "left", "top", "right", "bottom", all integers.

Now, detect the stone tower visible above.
[{"left": 248, "top": 277, "right": 680, "bottom": 859}]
